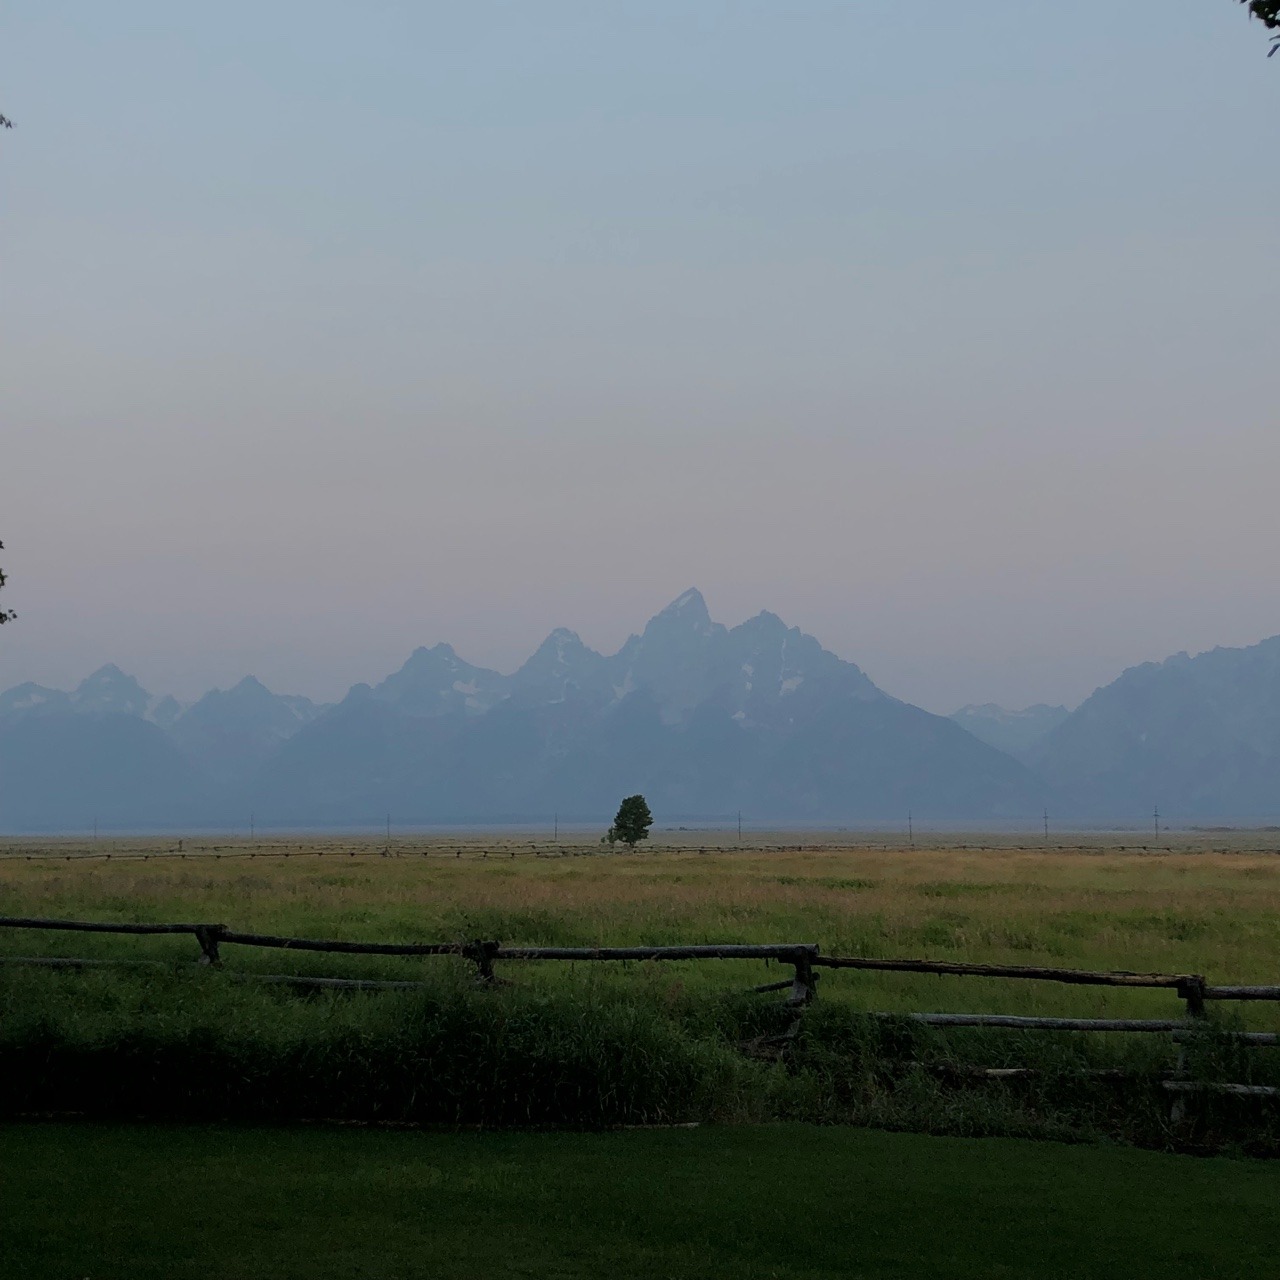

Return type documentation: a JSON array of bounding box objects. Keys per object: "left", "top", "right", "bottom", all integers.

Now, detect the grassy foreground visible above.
[
  {"left": 4, "top": 1122, "right": 1278, "bottom": 1280},
  {"left": 3, "top": 841, "right": 1278, "bottom": 1148}
]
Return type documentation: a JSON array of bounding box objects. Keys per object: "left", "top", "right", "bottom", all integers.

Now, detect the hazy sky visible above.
[{"left": 2, "top": 2, "right": 1277, "bottom": 714}]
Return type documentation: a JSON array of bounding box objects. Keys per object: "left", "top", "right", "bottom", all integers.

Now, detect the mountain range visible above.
[{"left": 1, "top": 590, "right": 1278, "bottom": 830}]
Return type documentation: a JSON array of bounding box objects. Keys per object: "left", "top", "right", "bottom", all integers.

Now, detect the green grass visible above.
[
  {"left": 4, "top": 963, "right": 1277, "bottom": 1149},
  {"left": 3, "top": 844, "right": 1279, "bottom": 1148},
  {"left": 3, "top": 1122, "right": 1278, "bottom": 1280},
  {"left": 6, "top": 843, "right": 1280, "bottom": 987},
  {"left": 5, "top": 845, "right": 1280, "bottom": 1021}
]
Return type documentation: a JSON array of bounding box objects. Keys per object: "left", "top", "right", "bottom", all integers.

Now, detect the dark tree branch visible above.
[{"left": 1241, "top": 0, "right": 1280, "bottom": 53}]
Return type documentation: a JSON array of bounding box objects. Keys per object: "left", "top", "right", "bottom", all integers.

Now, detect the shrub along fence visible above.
[{"left": 2, "top": 914, "right": 1278, "bottom": 1110}]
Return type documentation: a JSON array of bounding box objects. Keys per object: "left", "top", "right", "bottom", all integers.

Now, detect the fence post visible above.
[
  {"left": 468, "top": 940, "right": 499, "bottom": 983},
  {"left": 1177, "top": 975, "right": 1207, "bottom": 1020},
  {"left": 1170, "top": 975, "right": 1208, "bottom": 1126},
  {"left": 788, "top": 947, "right": 818, "bottom": 1006},
  {"left": 193, "top": 925, "right": 225, "bottom": 966}
]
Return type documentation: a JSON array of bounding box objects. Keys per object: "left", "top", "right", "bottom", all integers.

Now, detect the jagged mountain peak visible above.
[
  {"left": 0, "top": 682, "right": 72, "bottom": 719},
  {"left": 75, "top": 663, "right": 140, "bottom": 691},
  {"left": 510, "top": 627, "right": 607, "bottom": 706},
  {"left": 84, "top": 662, "right": 128, "bottom": 679},
  {"left": 736, "top": 609, "right": 787, "bottom": 633},
  {"left": 646, "top": 588, "right": 715, "bottom": 635},
  {"left": 402, "top": 642, "right": 459, "bottom": 665},
  {"left": 168, "top": 674, "right": 322, "bottom": 785},
  {"left": 228, "top": 674, "right": 272, "bottom": 697},
  {"left": 665, "top": 587, "right": 707, "bottom": 613},
  {"left": 533, "top": 626, "right": 588, "bottom": 653},
  {"left": 373, "top": 641, "right": 509, "bottom": 717},
  {"left": 518, "top": 627, "right": 599, "bottom": 673},
  {"left": 72, "top": 664, "right": 152, "bottom": 717}
]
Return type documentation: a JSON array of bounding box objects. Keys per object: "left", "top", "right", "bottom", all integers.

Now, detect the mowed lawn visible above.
[{"left": 3, "top": 1122, "right": 1278, "bottom": 1280}]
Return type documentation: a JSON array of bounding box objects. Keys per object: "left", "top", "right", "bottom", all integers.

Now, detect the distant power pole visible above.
[
  {"left": 1043, "top": 809, "right": 1049, "bottom": 842},
  {"left": 386, "top": 813, "right": 391, "bottom": 849},
  {"left": 554, "top": 811, "right": 558, "bottom": 843},
  {"left": 737, "top": 810, "right": 742, "bottom": 846},
  {"left": 908, "top": 810, "right": 914, "bottom": 847},
  {"left": 1153, "top": 806, "right": 1160, "bottom": 838}
]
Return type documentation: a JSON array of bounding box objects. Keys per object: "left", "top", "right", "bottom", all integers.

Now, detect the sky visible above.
[{"left": 2, "top": 1, "right": 1277, "bottom": 715}]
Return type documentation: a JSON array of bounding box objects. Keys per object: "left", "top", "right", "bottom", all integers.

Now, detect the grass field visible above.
[
  {"left": 5, "top": 835, "right": 1280, "bottom": 1008},
  {"left": 4, "top": 1121, "right": 1279, "bottom": 1280},
  {"left": 3, "top": 837, "right": 1279, "bottom": 1145}
]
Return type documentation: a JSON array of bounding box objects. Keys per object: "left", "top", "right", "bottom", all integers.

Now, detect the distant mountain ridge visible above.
[
  {"left": 0, "top": 589, "right": 1045, "bottom": 830},
  {"left": 1028, "top": 637, "right": 1280, "bottom": 820},
  {"left": 6, "top": 594, "right": 1280, "bottom": 831}
]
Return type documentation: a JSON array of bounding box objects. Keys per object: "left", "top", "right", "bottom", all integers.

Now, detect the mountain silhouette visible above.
[{"left": 2, "top": 589, "right": 1056, "bottom": 829}]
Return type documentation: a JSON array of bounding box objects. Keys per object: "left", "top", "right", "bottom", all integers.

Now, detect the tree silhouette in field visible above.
[
  {"left": 610, "top": 795, "right": 653, "bottom": 848},
  {"left": 0, "top": 541, "right": 14, "bottom": 624}
]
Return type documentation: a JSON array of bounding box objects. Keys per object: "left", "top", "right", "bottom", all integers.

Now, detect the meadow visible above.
[
  {"left": 3, "top": 834, "right": 1280, "bottom": 1147},
  {"left": 5, "top": 832, "right": 1280, "bottom": 1002}
]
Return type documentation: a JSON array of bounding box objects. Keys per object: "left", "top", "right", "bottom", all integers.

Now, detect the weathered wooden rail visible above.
[
  {"left": 5, "top": 914, "right": 1280, "bottom": 1010},
  {"left": 2, "top": 914, "right": 1278, "bottom": 1102}
]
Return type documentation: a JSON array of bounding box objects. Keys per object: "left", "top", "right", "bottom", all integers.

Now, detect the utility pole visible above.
[
  {"left": 554, "top": 811, "right": 558, "bottom": 843},
  {"left": 1043, "top": 809, "right": 1049, "bottom": 842},
  {"left": 737, "top": 810, "right": 742, "bottom": 847},
  {"left": 908, "top": 810, "right": 913, "bottom": 847},
  {"left": 386, "top": 813, "right": 391, "bottom": 852},
  {"left": 1153, "top": 806, "right": 1160, "bottom": 838}
]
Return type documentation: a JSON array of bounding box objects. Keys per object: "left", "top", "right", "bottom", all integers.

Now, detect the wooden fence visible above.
[
  {"left": 2, "top": 914, "right": 1278, "bottom": 1103},
  {"left": 5, "top": 836, "right": 1280, "bottom": 864}
]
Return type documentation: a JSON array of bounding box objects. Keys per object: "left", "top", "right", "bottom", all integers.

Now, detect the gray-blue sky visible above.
[{"left": 2, "top": 1, "right": 1277, "bottom": 713}]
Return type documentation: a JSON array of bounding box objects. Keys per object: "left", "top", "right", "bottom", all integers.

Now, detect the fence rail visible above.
[
  {"left": 3, "top": 913, "right": 1278, "bottom": 1011},
  {"left": 811, "top": 954, "right": 1197, "bottom": 989}
]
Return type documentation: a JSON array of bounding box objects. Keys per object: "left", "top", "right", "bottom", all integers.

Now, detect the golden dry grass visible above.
[{"left": 3, "top": 834, "right": 1279, "bottom": 1023}]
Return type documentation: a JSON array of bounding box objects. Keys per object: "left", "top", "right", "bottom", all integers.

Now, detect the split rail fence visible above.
[{"left": 2, "top": 914, "right": 1278, "bottom": 1105}]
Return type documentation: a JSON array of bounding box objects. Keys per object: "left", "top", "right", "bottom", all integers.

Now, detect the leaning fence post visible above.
[{"left": 193, "top": 924, "right": 225, "bottom": 966}]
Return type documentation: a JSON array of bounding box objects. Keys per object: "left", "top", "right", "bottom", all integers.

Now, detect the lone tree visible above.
[
  {"left": 610, "top": 794, "right": 653, "bottom": 848},
  {"left": 0, "top": 541, "right": 14, "bottom": 624}
]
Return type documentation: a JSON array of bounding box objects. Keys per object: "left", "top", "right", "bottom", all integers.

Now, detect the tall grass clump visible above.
[
  {"left": 4, "top": 966, "right": 1279, "bottom": 1151},
  {"left": 0, "top": 967, "right": 774, "bottom": 1128}
]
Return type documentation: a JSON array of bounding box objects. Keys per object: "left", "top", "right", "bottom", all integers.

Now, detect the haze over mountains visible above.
[
  {"left": 2, "top": 590, "right": 1278, "bottom": 831},
  {"left": 948, "top": 704, "right": 1070, "bottom": 760}
]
